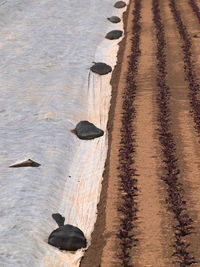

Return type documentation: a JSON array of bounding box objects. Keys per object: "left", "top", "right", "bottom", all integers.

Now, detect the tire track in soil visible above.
[
  {"left": 153, "top": 0, "right": 197, "bottom": 265},
  {"left": 129, "top": 0, "right": 174, "bottom": 265},
  {"left": 160, "top": 0, "right": 200, "bottom": 262}
]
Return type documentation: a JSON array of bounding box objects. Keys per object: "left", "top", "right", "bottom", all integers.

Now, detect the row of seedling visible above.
[
  {"left": 152, "top": 0, "right": 196, "bottom": 265},
  {"left": 169, "top": 0, "right": 200, "bottom": 134},
  {"left": 116, "top": 0, "right": 142, "bottom": 266},
  {"left": 188, "top": 0, "right": 200, "bottom": 25}
]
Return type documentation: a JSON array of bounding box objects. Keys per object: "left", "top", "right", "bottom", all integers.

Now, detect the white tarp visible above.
[{"left": 0, "top": 0, "right": 128, "bottom": 266}]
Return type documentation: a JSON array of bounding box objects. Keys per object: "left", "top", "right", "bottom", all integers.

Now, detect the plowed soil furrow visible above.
[
  {"left": 129, "top": 0, "right": 174, "bottom": 265},
  {"left": 160, "top": 0, "right": 200, "bottom": 263}
]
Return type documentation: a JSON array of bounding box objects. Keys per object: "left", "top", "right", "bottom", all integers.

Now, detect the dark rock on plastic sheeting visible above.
[
  {"left": 90, "top": 62, "right": 112, "bottom": 75},
  {"left": 48, "top": 213, "right": 87, "bottom": 251},
  {"left": 75, "top": 121, "right": 104, "bottom": 140},
  {"left": 107, "top": 16, "right": 121, "bottom": 23},
  {"left": 105, "top": 30, "right": 123, "bottom": 40},
  {"left": 114, "top": 1, "right": 126, "bottom": 8},
  {"left": 9, "top": 159, "right": 41, "bottom": 167}
]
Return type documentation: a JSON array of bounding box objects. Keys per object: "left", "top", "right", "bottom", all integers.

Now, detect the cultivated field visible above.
[{"left": 81, "top": 0, "right": 200, "bottom": 266}]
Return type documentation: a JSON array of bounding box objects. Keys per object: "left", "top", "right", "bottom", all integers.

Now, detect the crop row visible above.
[
  {"left": 116, "top": 0, "right": 142, "bottom": 266},
  {"left": 152, "top": 0, "right": 196, "bottom": 265},
  {"left": 169, "top": 0, "right": 200, "bottom": 134},
  {"left": 188, "top": 0, "right": 200, "bottom": 25}
]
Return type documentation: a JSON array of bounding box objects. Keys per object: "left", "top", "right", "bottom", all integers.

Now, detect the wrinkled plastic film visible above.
[{"left": 0, "top": 0, "right": 129, "bottom": 266}]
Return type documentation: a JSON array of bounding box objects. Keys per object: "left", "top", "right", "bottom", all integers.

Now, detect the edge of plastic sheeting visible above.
[{"left": 42, "top": 1, "right": 129, "bottom": 266}]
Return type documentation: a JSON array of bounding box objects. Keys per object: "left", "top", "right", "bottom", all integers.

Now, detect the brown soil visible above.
[
  {"left": 81, "top": 0, "right": 200, "bottom": 266},
  {"left": 161, "top": 0, "right": 200, "bottom": 261},
  {"left": 129, "top": 0, "right": 173, "bottom": 265}
]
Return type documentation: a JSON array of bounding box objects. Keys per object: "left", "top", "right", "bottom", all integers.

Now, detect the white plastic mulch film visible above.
[{"left": 0, "top": 0, "right": 129, "bottom": 266}]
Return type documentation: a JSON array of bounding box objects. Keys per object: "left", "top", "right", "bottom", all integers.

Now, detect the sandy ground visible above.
[{"left": 81, "top": 0, "right": 200, "bottom": 266}]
